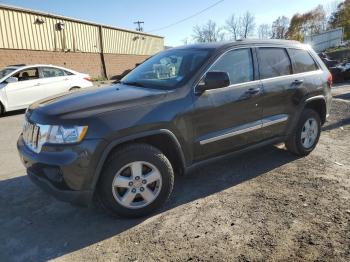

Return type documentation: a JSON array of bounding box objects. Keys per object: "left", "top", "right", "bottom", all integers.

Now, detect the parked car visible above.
[
  {"left": 318, "top": 52, "right": 338, "bottom": 68},
  {"left": 17, "top": 40, "right": 332, "bottom": 218},
  {"left": 0, "top": 64, "right": 93, "bottom": 115},
  {"left": 329, "top": 62, "right": 350, "bottom": 82}
]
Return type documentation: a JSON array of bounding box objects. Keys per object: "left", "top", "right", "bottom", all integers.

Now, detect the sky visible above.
[{"left": 0, "top": 0, "right": 339, "bottom": 46}]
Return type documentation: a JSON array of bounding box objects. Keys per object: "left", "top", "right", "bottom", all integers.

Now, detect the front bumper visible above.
[{"left": 17, "top": 135, "right": 106, "bottom": 206}]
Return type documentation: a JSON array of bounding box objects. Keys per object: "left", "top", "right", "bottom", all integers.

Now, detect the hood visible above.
[{"left": 28, "top": 84, "right": 168, "bottom": 119}]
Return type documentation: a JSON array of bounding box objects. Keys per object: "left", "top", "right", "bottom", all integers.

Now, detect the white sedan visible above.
[{"left": 0, "top": 64, "right": 94, "bottom": 115}]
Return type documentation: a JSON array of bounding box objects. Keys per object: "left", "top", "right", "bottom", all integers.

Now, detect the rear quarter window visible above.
[
  {"left": 258, "top": 48, "right": 292, "bottom": 79},
  {"left": 288, "top": 48, "right": 319, "bottom": 74}
]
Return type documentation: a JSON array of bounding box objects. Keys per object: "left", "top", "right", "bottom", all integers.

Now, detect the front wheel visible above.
[
  {"left": 0, "top": 103, "right": 4, "bottom": 116},
  {"left": 285, "top": 109, "right": 321, "bottom": 156},
  {"left": 96, "top": 144, "right": 174, "bottom": 218}
]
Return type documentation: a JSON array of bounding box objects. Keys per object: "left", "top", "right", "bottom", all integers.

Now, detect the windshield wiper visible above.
[{"left": 120, "top": 81, "right": 145, "bottom": 87}]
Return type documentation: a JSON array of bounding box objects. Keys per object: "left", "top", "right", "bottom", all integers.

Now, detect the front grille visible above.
[{"left": 23, "top": 120, "right": 40, "bottom": 152}]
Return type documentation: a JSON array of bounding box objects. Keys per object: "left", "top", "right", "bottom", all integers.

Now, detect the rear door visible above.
[
  {"left": 191, "top": 48, "right": 264, "bottom": 161},
  {"left": 256, "top": 47, "right": 295, "bottom": 139},
  {"left": 5, "top": 67, "right": 44, "bottom": 109},
  {"left": 39, "top": 67, "right": 71, "bottom": 96}
]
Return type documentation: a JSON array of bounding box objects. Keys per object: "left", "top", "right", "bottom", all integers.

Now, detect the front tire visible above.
[
  {"left": 0, "top": 103, "right": 4, "bottom": 116},
  {"left": 97, "top": 144, "right": 174, "bottom": 218},
  {"left": 285, "top": 109, "right": 321, "bottom": 156}
]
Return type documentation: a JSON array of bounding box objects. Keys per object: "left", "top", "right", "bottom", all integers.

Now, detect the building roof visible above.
[{"left": 0, "top": 3, "right": 163, "bottom": 39}]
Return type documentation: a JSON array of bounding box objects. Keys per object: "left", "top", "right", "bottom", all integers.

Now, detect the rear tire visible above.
[
  {"left": 285, "top": 109, "right": 321, "bottom": 156},
  {"left": 96, "top": 143, "right": 174, "bottom": 218}
]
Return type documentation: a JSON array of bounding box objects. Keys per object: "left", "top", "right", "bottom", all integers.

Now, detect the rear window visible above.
[
  {"left": 258, "top": 48, "right": 292, "bottom": 79},
  {"left": 288, "top": 48, "right": 318, "bottom": 74},
  {"left": 41, "top": 67, "right": 66, "bottom": 78}
]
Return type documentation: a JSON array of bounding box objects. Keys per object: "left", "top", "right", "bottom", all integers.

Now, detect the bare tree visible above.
[
  {"left": 225, "top": 14, "right": 241, "bottom": 40},
  {"left": 192, "top": 20, "right": 225, "bottom": 43},
  {"left": 272, "top": 16, "right": 290, "bottom": 39},
  {"left": 240, "top": 11, "right": 256, "bottom": 38},
  {"left": 258, "top": 24, "right": 272, "bottom": 39},
  {"left": 182, "top": 38, "right": 190, "bottom": 45}
]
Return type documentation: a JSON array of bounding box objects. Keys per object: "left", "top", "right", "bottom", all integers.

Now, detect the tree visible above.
[
  {"left": 240, "top": 11, "right": 256, "bottom": 38},
  {"left": 271, "top": 16, "right": 290, "bottom": 39},
  {"left": 225, "top": 14, "right": 241, "bottom": 40},
  {"left": 287, "top": 5, "right": 326, "bottom": 40},
  {"left": 329, "top": 0, "right": 350, "bottom": 39},
  {"left": 258, "top": 24, "right": 272, "bottom": 39},
  {"left": 192, "top": 20, "right": 225, "bottom": 43}
]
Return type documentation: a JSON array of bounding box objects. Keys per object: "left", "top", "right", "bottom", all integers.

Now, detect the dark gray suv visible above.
[{"left": 17, "top": 40, "right": 332, "bottom": 217}]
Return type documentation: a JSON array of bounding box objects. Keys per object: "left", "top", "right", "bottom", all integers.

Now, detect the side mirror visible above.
[
  {"left": 6, "top": 76, "right": 18, "bottom": 83},
  {"left": 196, "top": 71, "right": 230, "bottom": 93}
]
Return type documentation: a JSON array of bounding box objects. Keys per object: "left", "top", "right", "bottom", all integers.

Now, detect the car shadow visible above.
[
  {"left": 1, "top": 109, "right": 25, "bottom": 117},
  {"left": 0, "top": 145, "right": 297, "bottom": 261}
]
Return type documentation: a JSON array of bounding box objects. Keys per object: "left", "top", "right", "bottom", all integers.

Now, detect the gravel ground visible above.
[{"left": 0, "top": 86, "right": 349, "bottom": 262}]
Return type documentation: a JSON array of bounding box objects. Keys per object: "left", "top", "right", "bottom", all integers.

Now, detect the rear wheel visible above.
[
  {"left": 285, "top": 109, "right": 321, "bottom": 156},
  {"left": 97, "top": 144, "right": 174, "bottom": 218}
]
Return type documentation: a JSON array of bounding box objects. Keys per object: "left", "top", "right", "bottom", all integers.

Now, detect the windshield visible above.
[
  {"left": 0, "top": 67, "right": 16, "bottom": 79},
  {"left": 121, "top": 49, "right": 212, "bottom": 89}
]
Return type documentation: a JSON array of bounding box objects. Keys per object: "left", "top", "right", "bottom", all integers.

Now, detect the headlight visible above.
[{"left": 47, "top": 125, "right": 88, "bottom": 144}]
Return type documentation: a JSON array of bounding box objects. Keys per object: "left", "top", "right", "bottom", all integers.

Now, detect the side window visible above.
[
  {"left": 13, "top": 68, "right": 39, "bottom": 81},
  {"left": 64, "top": 70, "right": 74, "bottom": 76},
  {"left": 209, "top": 48, "right": 254, "bottom": 85},
  {"left": 288, "top": 49, "right": 318, "bottom": 74},
  {"left": 258, "top": 48, "right": 292, "bottom": 79},
  {"left": 41, "top": 67, "right": 66, "bottom": 78}
]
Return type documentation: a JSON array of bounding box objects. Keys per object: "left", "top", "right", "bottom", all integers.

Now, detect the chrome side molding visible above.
[{"left": 199, "top": 115, "right": 288, "bottom": 145}]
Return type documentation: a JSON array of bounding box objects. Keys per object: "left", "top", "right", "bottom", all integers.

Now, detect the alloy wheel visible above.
[{"left": 112, "top": 161, "right": 162, "bottom": 209}]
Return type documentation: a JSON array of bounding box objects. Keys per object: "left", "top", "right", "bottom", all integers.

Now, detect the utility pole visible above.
[{"left": 134, "top": 21, "right": 144, "bottom": 32}]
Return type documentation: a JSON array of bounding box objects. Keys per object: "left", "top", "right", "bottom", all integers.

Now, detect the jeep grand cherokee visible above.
[{"left": 17, "top": 40, "right": 332, "bottom": 217}]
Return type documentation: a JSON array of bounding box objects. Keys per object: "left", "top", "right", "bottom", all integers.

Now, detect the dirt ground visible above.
[{"left": 0, "top": 86, "right": 349, "bottom": 262}]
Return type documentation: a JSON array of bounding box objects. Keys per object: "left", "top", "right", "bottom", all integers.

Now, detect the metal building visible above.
[
  {"left": 0, "top": 4, "right": 164, "bottom": 78},
  {"left": 304, "top": 28, "right": 343, "bottom": 52}
]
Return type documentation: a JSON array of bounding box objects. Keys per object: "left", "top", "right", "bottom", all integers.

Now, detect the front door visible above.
[
  {"left": 5, "top": 67, "right": 44, "bottom": 110},
  {"left": 191, "top": 48, "right": 264, "bottom": 161}
]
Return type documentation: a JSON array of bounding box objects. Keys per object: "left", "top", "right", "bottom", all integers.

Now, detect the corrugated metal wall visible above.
[
  {"left": 304, "top": 28, "right": 343, "bottom": 52},
  {"left": 0, "top": 6, "right": 164, "bottom": 55}
]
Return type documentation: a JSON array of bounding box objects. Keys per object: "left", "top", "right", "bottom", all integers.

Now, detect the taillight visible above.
[
  {"left": 84, "top": 75, "right": 92, "bottom": 82},
  {"left": 327, "top": 73, "right": 333, "bottom": 87}
]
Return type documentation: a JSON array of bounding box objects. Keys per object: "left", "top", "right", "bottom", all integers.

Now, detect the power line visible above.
[
  {"left": 134, "top": 21, "right": 144, "bottom": 32},
  {"left": 147, "top": 0, "right": 225, "bottom": 33}
]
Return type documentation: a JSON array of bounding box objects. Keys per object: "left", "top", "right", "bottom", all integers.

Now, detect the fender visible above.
[
  {"left": 305, "top": 95, "right": 326, "bottom": 103},
  {"left": 90, "top": 129, "right": 187, "bottom": 191}
]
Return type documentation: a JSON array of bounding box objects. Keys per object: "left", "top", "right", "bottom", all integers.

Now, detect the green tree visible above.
[
  {"left": 329, "top": 0, "right": 350, "bottom": 39},
  {"left": 287, "top": 5, "right": 326, "bottom": 41}
]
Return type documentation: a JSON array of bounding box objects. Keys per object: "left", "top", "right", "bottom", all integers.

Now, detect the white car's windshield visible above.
[
  {"left": 0, "top": 68, "right": 16, "bottom": 79},
  {"left": 121, "top": 49, "right": 212, "bottom": 90}
]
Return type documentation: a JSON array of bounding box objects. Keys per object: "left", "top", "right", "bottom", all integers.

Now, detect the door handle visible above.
[
  {"left": 246, "top": 87, "right": 260, "bottom": 95},
  {"left": 34, "top": 83, "right": 41, "bottom": 86},
  {"left": 292, "top": 79, "right": 304, "bottom": 86}
]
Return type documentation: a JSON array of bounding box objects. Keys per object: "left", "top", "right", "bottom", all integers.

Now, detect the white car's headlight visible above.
[{"left": 47, "top": 125, "right": 88, "bottom": 144}]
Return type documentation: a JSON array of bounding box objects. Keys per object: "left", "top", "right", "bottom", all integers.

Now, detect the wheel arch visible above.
[
  {"left": 304, "top": 96, "right": 327, "bottom": 125},
  {"left": 69, "top": 86, "right": 81, "bottom": 91},
  {"left": 91, "top": 129, "right": 187, "bottom": 192},
  {"left": 0, "top": 99, "right": 5, "bottom": 114}
]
